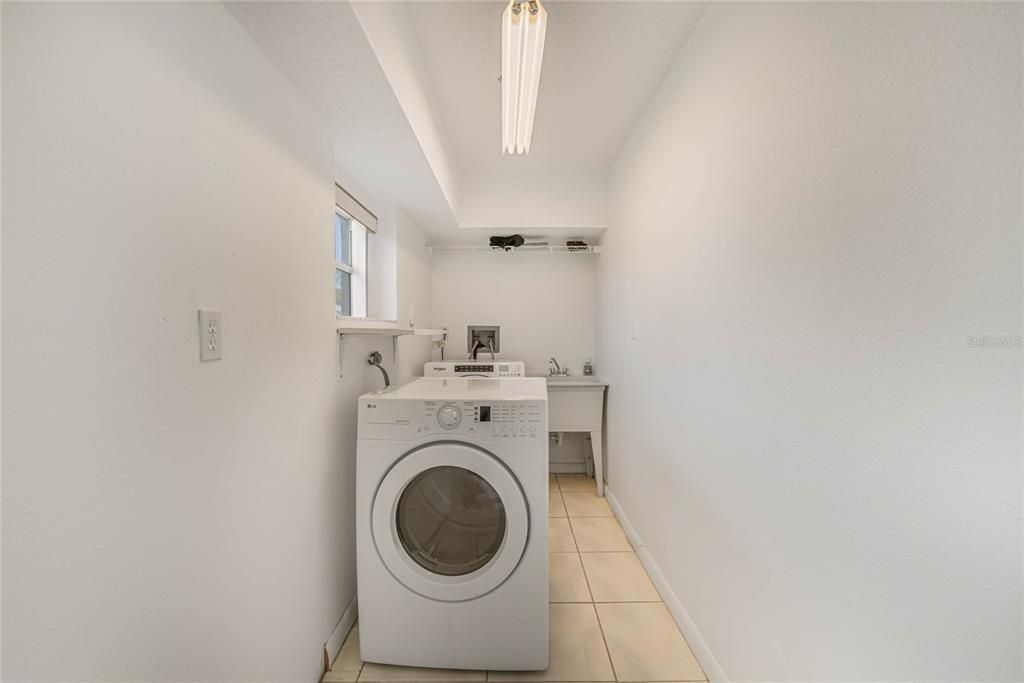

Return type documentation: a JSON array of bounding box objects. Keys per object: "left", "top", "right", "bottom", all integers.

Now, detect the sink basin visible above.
[
  {"left": 543, "top": 375, "right": 608, "bottom": 496},
  {"left": 544, "top": 376, "right": 608, "bottom": 388}
]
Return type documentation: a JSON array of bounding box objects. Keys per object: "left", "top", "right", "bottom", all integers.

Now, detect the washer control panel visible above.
[
  {"left": 423, "top": 361, "right": 526, "bottom": 378},
  {"left": 359, "top": 399, "right": 546, "bottom": 441},
  {"left": 421, "top": 400, "right": 545, "bottom": 440},
  {"left": 482, "top": 403, "right": 544, "bottom": 440}
]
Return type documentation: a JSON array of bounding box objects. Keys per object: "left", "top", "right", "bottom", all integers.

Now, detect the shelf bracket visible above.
[
  {"left": 337, "top": 331, "right": 347, "bottom": 378},
  {"left": 433, "top": 328, "right": 448, "bottom": 357},
  {"left": 336, "top": 326, "right": 443, "bottom": 378}
]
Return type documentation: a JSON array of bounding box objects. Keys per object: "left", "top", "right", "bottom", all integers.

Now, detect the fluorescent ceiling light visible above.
[{"left": 501, "top": 0, "right": 547, "bottom": 155}]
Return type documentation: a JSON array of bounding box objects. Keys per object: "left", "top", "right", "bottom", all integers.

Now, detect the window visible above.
[
  {"left": 335, "top": 210, "right": 367, "bottom": 317},
  {"left": 334, "top": 183, "right": 376, "bottom": 318}
]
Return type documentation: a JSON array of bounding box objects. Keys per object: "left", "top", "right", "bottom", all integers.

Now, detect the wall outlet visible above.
[
  {"left": 467, "top": 325, "right": 500, "bottom": 354},
  {"left": 199, "top": 310, "right": 222, "bottom": 362}
]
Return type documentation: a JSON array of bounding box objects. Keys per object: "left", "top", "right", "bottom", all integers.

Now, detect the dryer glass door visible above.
[
  {"left": 372, "top": 441, "right": 529, "bottom": 602},
  {"left": 397, "top": 466, "right": 506, "bottom": 576}
]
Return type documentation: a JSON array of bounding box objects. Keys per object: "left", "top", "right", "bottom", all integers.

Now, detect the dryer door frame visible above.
[{"left": 371, "top": 441, "right": 529, "bottom": 602}]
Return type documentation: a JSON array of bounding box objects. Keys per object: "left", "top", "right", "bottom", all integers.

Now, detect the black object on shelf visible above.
[{"left": 489, "top": 234, "right": 526, "bottom": 251}]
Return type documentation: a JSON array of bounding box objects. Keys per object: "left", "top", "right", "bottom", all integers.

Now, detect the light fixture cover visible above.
[{"left": 501, "top": 0, "right": 547, "bottom": 155}]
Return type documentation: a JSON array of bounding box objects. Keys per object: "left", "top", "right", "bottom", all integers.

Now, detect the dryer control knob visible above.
[{"left": 437, "top": 404, "right": 462, "bottom": 430}]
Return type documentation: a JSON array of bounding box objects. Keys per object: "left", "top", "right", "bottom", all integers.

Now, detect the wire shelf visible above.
[{"left": 427, "top": 245, "right": 601, "bottom": 256}]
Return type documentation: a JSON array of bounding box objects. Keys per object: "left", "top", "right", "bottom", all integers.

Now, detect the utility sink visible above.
[
  {"left": 543, "top": 376, "right": 608, "bottom": 495},
  {"left": 545, "top": 377, "right": 607, "bottom": 428},
  {"left": 545, "top": 376, "right": 608, "bottom": 388}
]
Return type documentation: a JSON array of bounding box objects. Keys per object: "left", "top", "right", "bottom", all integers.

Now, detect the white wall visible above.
[
  {"left": 368, "top": 203, "right": 399, "bottom": 322},
  {"left": 431, "top": 252, "right": 596, "bottom": 377},
  {"left": 1, "top": 3, "right": 403, "bottom": 680},
  {"left": 599, "top": 3, "right": 1022, "bottom": 682},
  {"left": 395, "top": 209, "right": 435, "bottom": 381},
  {"left": 350, "top": 1, "right": 461, "bottom": 223},
  {"left": 457, "top": 172, "right": 607, "bottom": 231},
  {"left": 431, "top": 252, "right": 596, "bottom": 470}
]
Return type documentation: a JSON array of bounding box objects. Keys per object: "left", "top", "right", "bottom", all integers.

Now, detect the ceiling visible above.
[
  {"left": 407, "top": 1, "right": 708, "bottom": 176},
  {"left": 230, "top": 1, "right": 709, "bottom": 242},
  {"left": 226, "top": 1, "right": 458, "bottom": 232}
]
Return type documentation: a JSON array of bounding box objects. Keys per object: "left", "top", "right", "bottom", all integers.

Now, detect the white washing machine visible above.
[{"left": 356, "top": 377, "right": 549, "bottom": 671}]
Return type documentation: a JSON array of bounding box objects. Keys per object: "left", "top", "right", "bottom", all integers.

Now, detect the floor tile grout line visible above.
[
  {"left": 556, "top": 534, "right": 708, "bottom": 683},
  {"left": 577, "top": 544, "right": 595, "bottom": 606},
  {"left": 566, "top": 514, "right": 579, "bottom": 552},
  {"left": 566, "top": 515, "right": 632, "bottom": 553},
  {"left": 569, "top": 522, "right": 618, "bottom": 682},
  {"left": 576, "top": 542, "right": 590, "bottom": 603},
  {"left": 568, "top": 489, "right": 686, "bottom": 683},
  {"left": 590, "top": 600, "right": 620, "bottom": 682}
]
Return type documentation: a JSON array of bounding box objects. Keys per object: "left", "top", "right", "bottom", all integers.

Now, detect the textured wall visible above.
[
  {"left": 2, "top": 3, "right": 387, "bottom": 679},
  {"left": 598, "top": 4, "right": 1022, "bottom": 680}
]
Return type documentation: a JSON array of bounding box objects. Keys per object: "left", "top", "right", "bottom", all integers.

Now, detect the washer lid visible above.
[{"left": 372, "top": 441, "right": 530, "bottom": 602}]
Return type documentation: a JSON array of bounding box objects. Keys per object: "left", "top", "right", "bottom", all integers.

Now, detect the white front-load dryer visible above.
[{"left": 357, "top": 377, "right": 549, "bottom": 671}]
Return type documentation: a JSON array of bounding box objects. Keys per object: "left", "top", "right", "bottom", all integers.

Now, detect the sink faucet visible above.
[{"left": 549, "top": 357, "right": 568, "bottom": 376}]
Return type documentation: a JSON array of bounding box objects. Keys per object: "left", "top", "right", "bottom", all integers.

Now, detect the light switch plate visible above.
[{"left": 199, "top": 310, "right": 222, "bottom": 362}]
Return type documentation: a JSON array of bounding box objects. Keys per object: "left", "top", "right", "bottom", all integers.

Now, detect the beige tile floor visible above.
[{"left": 324, "top": 473, "right": 706, "bottom": 683}]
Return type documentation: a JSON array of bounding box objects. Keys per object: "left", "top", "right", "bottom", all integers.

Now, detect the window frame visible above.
[{"left": 335, "top": 207, "right": 369, "bottom": 319}]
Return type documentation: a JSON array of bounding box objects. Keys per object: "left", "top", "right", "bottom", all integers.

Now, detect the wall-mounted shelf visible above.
[
  {"left": 427, "top": 245, "right": 602, "bottom": 256},
  {"left": 336, "top": 322, "right": 446, "bottom": 377},
  {"left": 337, "top": 324, "right": 412, "bottom": 336},
  {"left": 336, "top": 321, "right": 447, "bottom": 336}
]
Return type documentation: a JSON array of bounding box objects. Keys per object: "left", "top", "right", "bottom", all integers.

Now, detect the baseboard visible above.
[
  {"left": 605, "top": 487, "right": 730, "bottom": 683},
  {"left": 323, "top": 595, "right": 358, "bottom": 673}
]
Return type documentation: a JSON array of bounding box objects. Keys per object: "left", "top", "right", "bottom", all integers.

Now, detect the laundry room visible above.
[
  {"left": 2, "top": 2, "right": 1021, "bottom": 683},
  {"left": 430, "top": 247, "right": 599, "bottom": 472}
]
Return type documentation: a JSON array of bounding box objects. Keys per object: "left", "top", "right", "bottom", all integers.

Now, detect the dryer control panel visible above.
[{"left": 358, "top": 399, "right": 546, "bottom": 442}]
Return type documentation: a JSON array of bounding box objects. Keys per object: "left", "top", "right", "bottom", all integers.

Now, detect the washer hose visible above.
[{"left": 368, "top": 351, "right": 390, "bottom": 388}]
